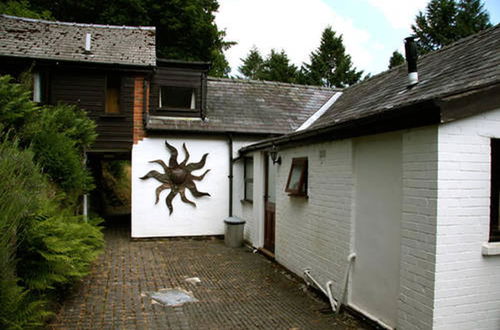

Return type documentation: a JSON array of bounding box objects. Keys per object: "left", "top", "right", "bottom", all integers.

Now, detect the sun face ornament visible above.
[{"left": 140, "top": 141, "right": 210, "bottom": 214}]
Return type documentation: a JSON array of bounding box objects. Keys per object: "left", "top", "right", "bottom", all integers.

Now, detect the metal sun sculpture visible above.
[{"left": 140, "top": 141, "right": 210, "bottom": 214}]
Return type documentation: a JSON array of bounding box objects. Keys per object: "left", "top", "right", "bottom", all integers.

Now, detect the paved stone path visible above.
[{"left": 50, "top": 225, "right": 366, "bottom": 329}]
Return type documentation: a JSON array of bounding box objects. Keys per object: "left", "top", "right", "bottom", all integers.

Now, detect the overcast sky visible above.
[{"left": 215, "top": 0, "right": 500, "bottom": 78}]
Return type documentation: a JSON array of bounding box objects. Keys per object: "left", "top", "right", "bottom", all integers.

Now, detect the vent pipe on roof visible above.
[
  {"left": 404, "top": 36, "right": 418, "bottom": 87},
  {"left": 85, "top": 33, "right": 92, "bottom": 52}
]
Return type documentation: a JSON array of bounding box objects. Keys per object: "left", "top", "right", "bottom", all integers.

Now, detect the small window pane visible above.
[
  {"left": 106, "top": 75, "right": 120, "bottom": 113},
  {"left": 244, "top": 157, "right": 254, "bottom": 201},
  {"left": 285, "top": 158, "right": 307, "bottom": 196},
  {"left": 245, "top": 182, "right": 253, "bottom": 201},
  {"left": 160, "top": 86, "right": 196, "bottom": 110}
]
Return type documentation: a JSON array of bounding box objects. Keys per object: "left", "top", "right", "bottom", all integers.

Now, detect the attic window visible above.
[
  {"left": 285, "top": 157, "right": 308, "bottom": 196},
  {"left": 159, "top": 86, "right": 197, "bottom": 111}
]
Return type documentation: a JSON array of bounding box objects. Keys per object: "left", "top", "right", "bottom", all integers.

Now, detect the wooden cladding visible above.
[{"left": 49, "top": 69, "right": 141, "bottom": 151}]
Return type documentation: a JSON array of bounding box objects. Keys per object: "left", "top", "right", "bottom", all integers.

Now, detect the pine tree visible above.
[
  {"left": 239, "top": 47, "right": 265, "bottom": 80},
  {"left": 388, "top": 51, "right": 405, "bottom": 69},
  {"left": 302, "top": 27, "right": 362, "bottom": 88},
  {"left": 260, "top": 50, "right": 298, "bottom": 83},
  {"left": 412, "top": 0, "right": 491, "bottom": 53}
]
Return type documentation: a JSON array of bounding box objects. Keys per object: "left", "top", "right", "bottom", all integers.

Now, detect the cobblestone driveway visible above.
[{"left": 50, "top": 225, "right": 366, "bottom": 329}]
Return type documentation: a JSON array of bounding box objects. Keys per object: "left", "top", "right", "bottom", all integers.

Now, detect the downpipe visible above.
[{"left": 303, "top": 252, "right": 356, "bottom": 314}]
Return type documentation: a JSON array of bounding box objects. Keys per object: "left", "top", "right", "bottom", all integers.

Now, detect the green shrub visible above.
[
  {"left": 18, "top": 211, "right": 104, "bottom": 292},
  {"left": 0, "top": 138, "right": 50, "bottom": 329},
  {"left": 0, "top": 75, "right": 38, "bottom": 134}
]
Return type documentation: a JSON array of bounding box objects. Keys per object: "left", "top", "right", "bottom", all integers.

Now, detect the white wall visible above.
[
  {"left": 274, "top": 140, "right": 355, "bottom": 296},
  {"left": 398, "top": 126, "right": 439, "bottom": 330},
  {"left": 131, "top": 135, "right": 256, "bottom": 238},
  {"left": 351, "top": 133, "right": 402, "bottom": 328},
  {"left": 433, "top": 108, "right": 500, "bottom": 329}
]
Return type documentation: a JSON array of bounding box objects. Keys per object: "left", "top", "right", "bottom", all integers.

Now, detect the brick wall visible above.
[
  {"left": 275, "top": 140, "right": 354, "bottom": 295},
  {"left": 433, "top": 108, "right": 500, "bottom": 329},
  {"left": 398, "top": 126, "right": 439, "bottom": 330},
  {"left": 133, "top": 76, "right": 147, "bottom": 144}
]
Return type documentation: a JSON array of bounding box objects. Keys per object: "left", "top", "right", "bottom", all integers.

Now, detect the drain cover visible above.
[{"left": 148, "top": 288, "right": 198, "bottom": 307}]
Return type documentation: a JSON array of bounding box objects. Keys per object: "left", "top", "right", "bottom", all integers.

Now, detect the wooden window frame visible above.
[
  {"left": 105, "top": 74, "right": 121, "bottom": 114},
  {"left": 490, "top": 139, "right": 500, "bottom": 242},
  {"left": 158, "top": 85, "right": 199, "bottom": 113},
  {"left": 244, "top": 157, "right": 254, "bottom": 202},
  {"left": 285, "top": 157, "right": 308, "bottom": 196}
]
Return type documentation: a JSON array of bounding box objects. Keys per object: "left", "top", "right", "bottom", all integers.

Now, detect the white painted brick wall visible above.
[
  {"left": 399, "top": 126, "right": 439, "bottom": 330},
  {"left": 275, "top": 140, "right": 354, "bottom": 297},
  {"left": 434, "top": 108, "right": 500, "bottom": 330}
]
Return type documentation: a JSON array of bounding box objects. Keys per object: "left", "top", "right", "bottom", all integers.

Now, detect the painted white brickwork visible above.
[
  {"left": 399, "top": 126, "right": 439, "bottom": 330},
  {"left": 235, "top": 111, "right": 500, "bottom": 329},
  {"left": 275, "top": 140, "right": 355, "bottom": 297},
  {"left": 434, "top": 108, "right": 500, "bottom": 330}
]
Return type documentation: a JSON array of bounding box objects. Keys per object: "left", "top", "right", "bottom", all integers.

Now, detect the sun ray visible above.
[
  {"left": 165, "top": 141, "right": 179, "bottom": 167},
  {"left": 179, "top": 187, "right": 196, "bottom": 207},
  {"left": 179, "top": 143, "right": 190, "bottom": 167},
  {"left": 189, "top": 169, "right": 210, "bottom": 181},
  {"left": 185, "top": 153, "right": 208, "bottom": 171},
  {"left": 165, "top": 189, "right": 177, "bottom": 215},
  {"left": 186, "top": 181, "right": 210, "bottom": 197},
  {"left": 155, "top": 183, "right": 171, "bottom": 204}
]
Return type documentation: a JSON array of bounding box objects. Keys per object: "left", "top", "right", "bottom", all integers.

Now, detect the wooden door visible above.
[{"left": 264, "top": 154, "right": 276, "bottom": 253}]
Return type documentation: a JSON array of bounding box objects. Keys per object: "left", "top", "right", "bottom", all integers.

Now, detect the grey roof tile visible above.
[
  {"left": 147, "top": 78, "right": 339, "bottom": 134},
  {"left": 0, "top": 15, "right": 156, "bottom": 66},
  {"left": 310, "top": 24, "right": 500, "bottom": 130}
]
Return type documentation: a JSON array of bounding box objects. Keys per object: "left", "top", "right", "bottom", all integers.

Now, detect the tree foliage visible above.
[
  {"left": 0, "top": 0, "right": 53, "bottom": 19},
  {"left": 301, "top": 27, "right": 363, "bottom": 88},
  {"left": 238, "top": 48, "right": 298, "bottom": 83},
  {"left": 1, "top": 0, "right": 233, "bottom": 76},
  {"left": 388, "top": 50, "right": 405, "bottom": 69},
  {"left": 412, "top": 0, "right": 491, "bottom": 53},
  {"left": 0, "top": 76, "right": 104, "bottom": 328},
  {"left": 239, "top": 47, "right": 264, "bottom": 80}
]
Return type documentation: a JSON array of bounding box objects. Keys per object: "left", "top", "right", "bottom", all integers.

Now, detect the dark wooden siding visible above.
[
  {"left": 150, "top": 67, "right": 206, "bottom": 117},
  {"left": 50, "top": 70, "right": 135, "bottom": 151}
]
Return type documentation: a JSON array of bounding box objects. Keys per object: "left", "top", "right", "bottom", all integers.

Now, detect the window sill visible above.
[
  {"left": 481, "top": 242, "right": 500, "bottom": 256},
  {"left": 240, "top": 199, "right": 253, "bottom": 204}
]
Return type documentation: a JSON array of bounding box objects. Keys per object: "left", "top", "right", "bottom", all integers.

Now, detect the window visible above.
[
  {"left": 285, "top": 157, "right": 308, "bottom": 196},
  {"left": 244, "top": 157, "right": 253, "bottom": 202},
  {"left": 159, "top": 86, "right": 197, "bottom": 111},
  {"left": 105, "top": 75, "right": 121, "bottom": 114},
  {"left": 490, "top": 140, "right": 500, "bottom": 242},
  {"left": 32, "top": 72, "right": 48, "bottom": 103}
]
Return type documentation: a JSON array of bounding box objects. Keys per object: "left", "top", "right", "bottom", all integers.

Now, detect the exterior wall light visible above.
[{"left": 270, "top": 145, "right": 281, "bottom": 165}]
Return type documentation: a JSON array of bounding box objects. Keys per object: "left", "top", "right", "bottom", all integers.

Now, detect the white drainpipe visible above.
[{"left": 303, "top": 252, "right": 356, "bottom": 313}]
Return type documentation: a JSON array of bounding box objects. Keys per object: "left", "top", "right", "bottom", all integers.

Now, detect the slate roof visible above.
[
  {"left": 146, "top": 78, "right": 339, "bottom": 135},
  {"left": 241, "top": 24, "right": 500, "bottom": 152},
  {"left": 0, "top": 15, "right": 156, "bottom": 66}
]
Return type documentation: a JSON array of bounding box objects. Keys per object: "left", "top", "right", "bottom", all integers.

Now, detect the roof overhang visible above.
[{"left": 240, "top": 81, "right": 500, "bottom": 155}]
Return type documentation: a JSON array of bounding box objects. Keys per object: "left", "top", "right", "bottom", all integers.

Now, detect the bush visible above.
[
  {"left": 0, "top": 76, "right": 104, "bottom": 328},
  {"left": 0, "top": 138, "right": 51, "bottom": 329},
  {"left": 0, "top": 75, "right": 38, "bottom": 134}
]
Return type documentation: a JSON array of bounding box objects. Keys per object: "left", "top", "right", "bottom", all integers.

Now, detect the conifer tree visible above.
[
  {"left": 260, "top": 50, "right": 298, "bottom": 83},
  {"left": 239, "top": 47, "right": 265, "bottom": 80},
  {"left": 302, "top": 27, "right": 362, "bottom": 88},
  {"left": 412, "top": 0, "right": 491, "bottom": 53},
  {"left": 388, "top": 50, "right": 405, "bottom": 69}
]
